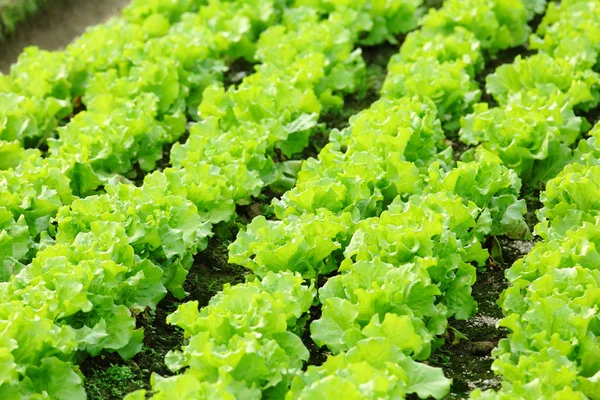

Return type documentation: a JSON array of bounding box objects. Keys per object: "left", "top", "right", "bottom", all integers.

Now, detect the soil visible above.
[{"left": 428, "top": 192, "right": 542, "bottom": 399}]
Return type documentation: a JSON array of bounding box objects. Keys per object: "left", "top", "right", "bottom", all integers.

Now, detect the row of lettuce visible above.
[
  {"left": 458, "top": 0, "right": 600, "bottom": 187},
  {"left": 0, "top": 0, "right": 421, "bottom": 272},
  {"left": 0, "top": 0, "right": 430, "bottom": 399},
  {"left": 468, "top": 1, "right": 600, "bottom": 399},
  {"left": 472, "top": 132, "right": 600, "bottom": 399},
  {"left": 0, "top": 0, "right": 47, "bottom": 41},
  {"left": 2, "top": 0, "right": 595, "bottom": 398},
  {"left": 124, "top": 0, "right": 548, "bottom": 398},
  {"left": 0, "top": 0, "right": 288, "bottom": 277}
]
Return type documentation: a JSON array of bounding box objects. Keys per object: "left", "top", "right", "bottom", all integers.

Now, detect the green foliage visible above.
[
  {"left": 293, "top": 0, "right": 423, "bottom": 44},
  {"left": 458, "top": 0, "right": 600, "bottom": 189},
  {"left": 0, "top": 0, "right": 428, "bottom": 398},
  {"left": 272, "top": 95, "right": 448, "bottom": 220},
  {"left": 530, "top": 0, "right": 600, "bottom": 71},
  {"left": 55, "top": 182, "right": 213, "bottom": 298},
  {"left": 476, "top": 205, "right": 600, "bottom": 398},
  {"left": 126, "top": 272, "right": 315, "bottom": 400},
  {"left": 286, "top": 338, "right": 451, "bottom": 399},
  {"left": 0, "top": 221, "right": 165, "bottom": 398},
  {"left": 226, "top": 0, "right": 537, "bottom": 398},
  {"left": 229, "top": 211, "right": 351, "bottom": 279},
  {"left": 427, "top": 149, "right": 529, "bottom": 239},
  {"left": 536, "top": 162, "right": 600, "bottom": 240},
  {"left": 86, "top": 364, "right": 144, "bottom": 400},
  {"left": 421, "top": 0, "right": 533, "bottom": 52},
  {"left": 469, "top": 2, "right": 600, "bottom": 397},
  {"left": 0, "top": 0, "right": 560, "bottom": 398},
  {"left": 486, "top": 53, "right": 600, "bottom": 110},
  {"left": 460, "top": 90, "right": 582, "bottom": 183},
  {"left": 396, "top": 27, "right": 484, "bottom": 76},
  {"left": 0, "top": 154, "right": 75, "bottom": 274},
  {"left": 383, "top": 57, "right": 480, "bottom": 130}
]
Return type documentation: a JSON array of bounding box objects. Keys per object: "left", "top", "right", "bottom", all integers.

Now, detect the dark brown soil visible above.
[{"left": 430, "top": 192, "right": 542, "bottom": 398}]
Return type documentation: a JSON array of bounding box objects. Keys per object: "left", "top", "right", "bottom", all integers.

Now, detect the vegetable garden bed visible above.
[{"left": 1, "top": 0, "right": 599, "bottom": 399}]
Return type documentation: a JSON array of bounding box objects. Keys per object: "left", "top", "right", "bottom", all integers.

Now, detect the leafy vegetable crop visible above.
[
  {"left": 135, "top": 0, "right": 540, "bottom": 398},
  {"left": 469, "top": 1, "right": 600, "bottom": 398},
  {"left": 459, "top": 0, "right": 600, "bottom": 188},
  {"left": 0, "top": 0, "right": 425, "bottom": 398},
  {"left": 2, "top": 0, "right": 600, "bottom": 398}
]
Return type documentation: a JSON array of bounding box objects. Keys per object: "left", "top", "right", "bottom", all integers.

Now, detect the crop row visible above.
[
  {"left": 0, "top": 0, "right": 420, "bottom": 271},
  {"left": 124, "top": 0, "right": 547, "bottom": 398},
  {"left": 0, "top": 0, "right": 288, "bottom": 275},
  {"left": 0, "top": 0, "right": 425, "bottom": 398},
  {"left": 469, "top": 1, "right": 600, "bottom": 398},
  {"left": 459, "top": 0, "right": 600, "bottom": 188}
]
